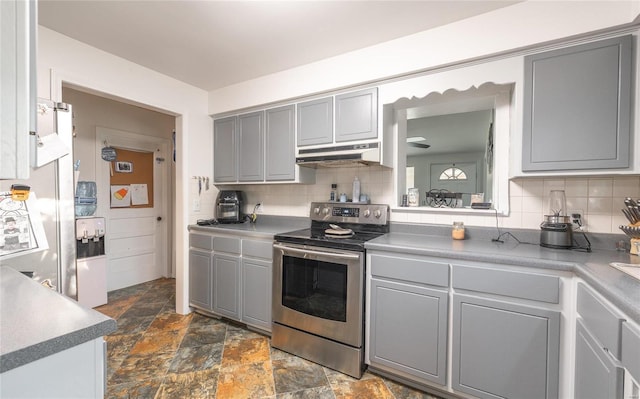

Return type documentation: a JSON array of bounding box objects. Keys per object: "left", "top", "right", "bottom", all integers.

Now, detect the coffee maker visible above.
[{"left": 216, "top": 190, "right": 245, "bottom": 223}]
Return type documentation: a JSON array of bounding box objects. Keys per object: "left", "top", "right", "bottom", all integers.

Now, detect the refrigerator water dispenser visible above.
[{"left": 76, "top": 217, "right": 107, "bottom": 308}]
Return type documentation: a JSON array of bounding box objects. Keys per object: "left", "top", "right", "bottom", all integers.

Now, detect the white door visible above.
[{"left": 96, "top": 127, "right": 169, "bottom": 291}]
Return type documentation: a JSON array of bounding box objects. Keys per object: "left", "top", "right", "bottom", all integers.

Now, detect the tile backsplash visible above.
[{"left": 200, "top": 167, "right": 638, "bottom": 235}]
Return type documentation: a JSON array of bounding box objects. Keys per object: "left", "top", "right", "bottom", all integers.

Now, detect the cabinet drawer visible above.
[
  {"left": 370, "top": 254, "right": 449, "bottom": 287},
  {"left": 189, "top": 234, "right": 214, "bottom": 251},
  {"left": 243, "top": 239, "right": 273, "bottom": 260},
  {"left": 622, "top": 323, "right": 640, "bottom": 381},
  {"left": 577, "top": 283, "right": 625, "bottom": 359},
  {"left": 213, "top": 236, "right": 241, "bottom": 254},
  {"left": 452, "top": 265, "right": 559, "bottom": 303}
]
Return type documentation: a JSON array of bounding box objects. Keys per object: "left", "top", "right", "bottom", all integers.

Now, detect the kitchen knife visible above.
[{"left": 622, "top": 208, "right": 637, "bottom": 224}]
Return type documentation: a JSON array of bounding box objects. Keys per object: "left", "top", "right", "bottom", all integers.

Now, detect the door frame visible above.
[{"left": 95, "top": 127, "right": 172, "bottom": 281}]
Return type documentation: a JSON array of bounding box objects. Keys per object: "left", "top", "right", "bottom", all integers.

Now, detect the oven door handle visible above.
[{"left": 273, "top": 244, "right": 361, "bottom": 260}]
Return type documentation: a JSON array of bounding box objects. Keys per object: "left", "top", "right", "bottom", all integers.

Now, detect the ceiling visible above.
[{"left": 38, "top": 1, "right": 519, "bottom": 92}]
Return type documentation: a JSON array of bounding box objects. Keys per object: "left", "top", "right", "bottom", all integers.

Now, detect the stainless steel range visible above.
[{"left": 272, "top": 202, "right": 390, "bottom": 378}]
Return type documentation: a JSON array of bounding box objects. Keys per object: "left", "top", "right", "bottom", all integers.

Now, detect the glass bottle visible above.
[
  {"left": 330, "top": 183, "right": 337, "bottom": 201},
  {"left": 452, "top": 221, "right": 465, "bottom": 240}
]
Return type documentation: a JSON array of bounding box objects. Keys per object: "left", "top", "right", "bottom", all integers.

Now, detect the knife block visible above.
[{"left": 631, "top": 238, "right": 639, "bottom": 255}]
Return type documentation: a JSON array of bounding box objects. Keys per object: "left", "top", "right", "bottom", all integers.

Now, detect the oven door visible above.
[{"left": 273, "top": 242, "right": 364, "bottom": 347}]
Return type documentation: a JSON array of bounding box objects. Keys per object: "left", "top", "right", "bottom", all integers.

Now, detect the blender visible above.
[{"left": 540, "top": 190, "right": 573, "bottom": 249}]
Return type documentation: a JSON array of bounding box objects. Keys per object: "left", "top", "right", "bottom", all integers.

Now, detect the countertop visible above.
[
  {"left": 187, "top": 217, "right": 640, "bottom": 323},
  {"left": 365, "top": 232, "right": 640, "bottom": 323},
  {"left": 188, "top": 215, "right": 308, "bottom": 238},
  {"left": 0, "top": 266, "right": 117, "bottom": 373}
]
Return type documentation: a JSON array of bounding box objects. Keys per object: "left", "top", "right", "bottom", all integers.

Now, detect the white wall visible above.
[
  {"left": 209, "top": 1, "right": 640, "bottom": 237},
  {"left": 209, "top": 1, "right": 640, "bottom": 114},
  {"left": 38, "top": 27, "right": 211, "bottom": 314},
  {"left": 62, "top": 88, "right": 175, "bottom": 182}
]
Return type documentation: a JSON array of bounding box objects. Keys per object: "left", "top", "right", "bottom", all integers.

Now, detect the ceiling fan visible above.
[{"left": 407, "top": 136, "right": 430, "bottom": 149}]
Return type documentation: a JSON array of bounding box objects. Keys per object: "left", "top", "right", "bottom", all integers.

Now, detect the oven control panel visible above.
[
  {"left": 310, "top": 202, "right": 389, "bottom": 225},
  {"left": 333, "top": 207, "right": 359, "bottom": 218}
]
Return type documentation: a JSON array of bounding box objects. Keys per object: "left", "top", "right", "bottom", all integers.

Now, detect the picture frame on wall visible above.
[{"left": 115, "top": 161, "right": 133, "bottom": 173}]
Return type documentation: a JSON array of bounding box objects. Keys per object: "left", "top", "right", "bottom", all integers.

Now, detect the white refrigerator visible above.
[{"left": 0, "top": 99, "right": 77, "bottom": 299}]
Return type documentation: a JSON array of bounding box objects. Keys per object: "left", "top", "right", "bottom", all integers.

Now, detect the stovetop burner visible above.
[{"left": 274, "top": 202, "right": 390, "bottom": 251}]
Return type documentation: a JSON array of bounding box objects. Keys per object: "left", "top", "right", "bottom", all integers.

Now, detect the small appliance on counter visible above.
[
  {"left": 215, "top": 190, "right": 245, "bottom": 223},
  {"left": 540, "top": 190, "right": 573, "bottom": 249}
]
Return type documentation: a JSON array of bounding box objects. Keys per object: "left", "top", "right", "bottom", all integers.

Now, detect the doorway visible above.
[{"left": 96, "top": 127, "right": 170, "bottom": 291}]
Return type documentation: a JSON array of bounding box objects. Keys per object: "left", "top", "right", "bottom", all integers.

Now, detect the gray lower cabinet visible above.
[
  {"left": 575, "top": 319, "right": 624, "bottom": 399},
  {"left": 213, "top": 116, "right": 238, "bottom": 182},
  {"left": 188, "top": 248, "right": 213, "bottom": 310},
  {"left": 297, "top": 96, "right": 333, "bottom": 146},
  {"left": 335, "top": 88, "right": 378, "bottom": 142},
  {"left": 189, "top": 232, "right": 273, "bottom": 331},
  {"left": 452, "top": 294, "right": 560, "bottom": 399},
  {"left": 213, "top": 253, "right": 241, "bottom": 320},
  {"left": 522, "top": 35, "right": 632, "bottom": 171},
  {"left": 368, "top": 253, "right": 449, "bottom": 387},
  {"left": 242, "top": 258, "right": 271, "bottom": 330},
  {"left": 238, "top": 111, "right": 264, "bottom": 181},
  {"left": 622, "top": 323, "right": 640, "bottom": 388},
  {"left": 265, "top": 105, "right": 295, "bottom": 181},
  {"left": 369, "top": 279, "right": 448, "bottom": 386}
]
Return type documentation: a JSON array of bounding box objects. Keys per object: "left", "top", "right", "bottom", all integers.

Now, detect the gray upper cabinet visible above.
[
  {"left": 574, "top": 319, "right": 624, "bottom": 399},
  {"left": 213, "top": 116, "right": 238, "bottom": 182},
  {"left": 452, "top": 294, "right": 560, "bottom": 399},
  {"left": 265, "top": 105, "right": 295, "bottom": 181},
  {"left": 522, "top": 35, "right": 632, "bottom": 171},
  {"left": 297, "top": 97, "right": 333, "bottom": 146},
  {"left": 238, "top": 111, "right": 264, "bottom": 182},
  {"left": 335, "top": 88, "right": 378, "bottom": 142}
]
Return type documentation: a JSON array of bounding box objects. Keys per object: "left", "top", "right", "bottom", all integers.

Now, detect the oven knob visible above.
[
  {"left": 363, "top": 209, "right": 371, "bottom": 218},
  {"left": 373, "top": 209, "right": 382, "bottom": 219},
  {"left": 323, "top": 207, "right": 331, "bottom": 216},
  {"left": 313, "top": 206, "right": 321, "bottom": 215}
]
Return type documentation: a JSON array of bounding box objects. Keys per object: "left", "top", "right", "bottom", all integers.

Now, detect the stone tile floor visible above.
[{"left": 96, "top": 278, "right": 443, "bottom": 399}]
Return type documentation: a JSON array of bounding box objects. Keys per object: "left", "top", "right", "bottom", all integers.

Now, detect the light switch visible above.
[{"left": 193, "top": 199, "right": 200, "bottom": 212}]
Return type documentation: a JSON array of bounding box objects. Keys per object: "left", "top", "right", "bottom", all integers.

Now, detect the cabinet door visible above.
[
  {"left": 238, "top": 111, "right": 264, "bottom": 182},
  {"left": 213, "top": 116, "right": 238, "bottom": 182},
  {"left": 242, "top": 258, "right": 272, "bottom": 331},
  {"left": 297, "top": 97, "right": 333, "bottom": 146},
  {"left": 522, "top": 35, "right": 632, "bottom": 171},
  {"left": 213, "top": 253, "right": 240, "bottom": 320},
  {"left": 189, "top": 249, "right": 213, "bottom": 310},
  {"left": 369, "top": 278, "right": 448, "bottom": 386},
  {"left": 0, "top": 0, "right": 32, "bottom": 179},
  {"left": 265, "top": 105, "right": 295, "bottom": 181},
  {"left": 452, "top": 294, "right": 560, "bottom": 399},
  {"left": 575, "top": 319, "right": 624, "bottom": 399},
  {"left": 335, "top": 88, "right": 378, "bottom": 142}
]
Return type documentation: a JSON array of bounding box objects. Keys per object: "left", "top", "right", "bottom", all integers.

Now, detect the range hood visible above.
[{"left": 296, "top": 142, "right": 380, "bottom": 168}]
